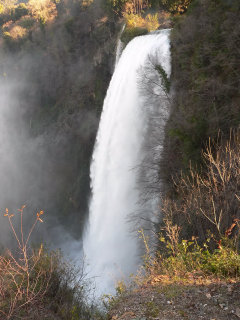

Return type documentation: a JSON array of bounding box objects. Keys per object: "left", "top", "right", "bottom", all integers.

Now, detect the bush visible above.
[
  {"left": 124, "top": 13, "right": 160, "bottom": 31},
  {"left": 19, "top": 16, "right": 35, "bottom": 29},
  {"left": 13, "top": 3, "right": 29, "bottom": 21},
  {"left": 28, "top": 0, "right": 57, "bottom": 23},
  {"left": 145, "top": 13, "right": 160, "bottom": 30},
  {"left": 139, "top": 222, "right": 239, "bottom": 288},
  {"left": 155, "top": 236, "right": 240, "bottom": 278},
  {"left": 104, "top": 0, "right": 127, "bottom": 17},
  {"left": 0, "top": 207, "right": 51, "bottom": 319},
  {"left": 161, "top": 130, "right": 240, "bottom": 244},
  {"left": 0, "top": 206, "right": 102, "bottom": 319},
  {"left": 8, "top": 25, "right": 28, "bottom": 39},
  {"left": 160, "top": 0, "right": 192, "bottom": 13}
]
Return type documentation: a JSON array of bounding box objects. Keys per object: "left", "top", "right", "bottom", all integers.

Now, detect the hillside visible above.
[
  {"left": 162, "top": 0, "right": 240, "bottom": 183},
  {"left": 0, "top": 0, "right": 239, "bottom": 318},
  {"left": 109, "top": 277, "right": 240, "bottom": 319}
]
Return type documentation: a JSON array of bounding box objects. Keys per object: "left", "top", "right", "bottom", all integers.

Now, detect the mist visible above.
[
  {"left": 0, "top": 67, "right": 80, "bottom": 251},
  {"left": 0, "top": 0, "right": 118, "bottom": 255}
]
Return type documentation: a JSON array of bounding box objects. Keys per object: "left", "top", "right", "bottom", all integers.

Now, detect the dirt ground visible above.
[{"left": 108, "top": 275, "right": 240, "bottom": 320}]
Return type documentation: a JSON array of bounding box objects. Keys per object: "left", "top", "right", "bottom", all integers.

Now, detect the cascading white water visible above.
[
  {"left": 83, "top": 29, "right": 171, "bottom": 296},
  {"left": 115, "top": 38, "right": 124, "bottom": 68},
  {"left": 114, "top": 24, "right": 125, "bottom": 67}
]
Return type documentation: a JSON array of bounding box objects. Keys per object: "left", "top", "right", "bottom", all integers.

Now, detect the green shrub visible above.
[
  {"left": 155, "top": 64, "right": 170, "bottom": 93},
  {"left": 13, "top": 3, "right": 29, "bottom": 21},
  {"left": 19, "top": 16, "right": 35, "bottom": 29},
  {"left": 156, "top": 237, "right": 240, "bottom": 278}
]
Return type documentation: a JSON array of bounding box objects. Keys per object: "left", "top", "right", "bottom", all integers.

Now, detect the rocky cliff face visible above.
[{"left": 0, "top": 0, "right": 121, "bottom": 242}]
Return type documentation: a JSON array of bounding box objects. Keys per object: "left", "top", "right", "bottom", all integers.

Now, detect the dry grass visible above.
[
  {"left": 132, "top": 131, "right": 240, "bottom": 287},
  {"left": 0, "top": 206, "right": 105, "bottom": 320},
  {"left": 162, "top": 130, "right": 240, "bottom": 244},
  {"left": 0, "top": 206, "right": 53, "bottom": 319}
]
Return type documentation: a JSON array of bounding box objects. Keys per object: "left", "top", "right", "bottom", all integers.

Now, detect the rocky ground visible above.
[{"left": 108, "top": 275, "right": 240, "bottom": 320}]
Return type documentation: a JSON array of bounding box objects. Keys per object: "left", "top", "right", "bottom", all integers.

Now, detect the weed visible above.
[
  {"left": 0, "top": 206, "right": 103, "bottom": 319},
  {"left": 0, "top": 206, "right": 52, "bottom": 319},
  {"left": 145, "top": 301, "right": 159, "bottom": 317}
]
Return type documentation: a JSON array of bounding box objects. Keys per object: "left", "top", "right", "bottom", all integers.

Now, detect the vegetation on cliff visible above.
[
  {"left": 0, "top": 206, "right": 105, "bottom": 320},
  {"left": 108, "top": 1, "right": 240, "bottom": 318},
  {"left": 108, "top": 128, "right": 240, "bottom": 319},
  {"left": 163, "top": 0, "right": 240, "bottom": 180},
  {"left": 0, "top": 0, "right": 120, "bottom": 238}
]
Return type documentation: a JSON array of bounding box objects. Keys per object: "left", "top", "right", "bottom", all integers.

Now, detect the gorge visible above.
[{"left": 0, "top": 0, "right": 239, "bottom": 318}]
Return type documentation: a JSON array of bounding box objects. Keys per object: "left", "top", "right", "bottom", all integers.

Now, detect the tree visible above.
[{"left": 160, "top": 0, "right": 192, "bottom": 13}]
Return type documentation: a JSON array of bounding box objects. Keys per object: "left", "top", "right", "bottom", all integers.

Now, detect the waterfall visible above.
[
  {"left": 83, "top": 29, "right": 171, "bottom": 296},
  {"left": 115, "top": 38, "right": 124, "bottom": 67},
  {"left": 114, "top": 24, "right": 125, "bottom": 67}
]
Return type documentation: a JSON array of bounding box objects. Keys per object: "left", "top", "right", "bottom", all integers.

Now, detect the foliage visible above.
[
  {"left": 124, "top": 12, "right": 145, "bottom": 28},
  {"left": 155, "top": 64, "right": 170, "bottom": 93},
  {"left": 145, "top": 13, "right": 160, "bottom": 30},
  {"left": 105, "top": 0, "right": 150, "bottom": 17},
  {"left": 28, "top": 0, "right": 57, "bottom": 22},
  {"left": 137, "top": 130, "right": 240, "bottom": 286},
  {"left": 161, "top": 130, "right": 240, "bottom": 243},
  {"left": 162, "top": 0, "right": 240, "bottom": 181},
  {"left": 155, "top": 236, "right": 240, "bottom": 278},
  {"left": 19, "top": 16, "right": 35, "bottom": 29},
  {"left": 14, "top": 3, "right": 29, "bottom": 20},
  {"left": 81, "top": 0, "right": 94, "bottom": 9},
  {"left": 0, "top": 0, "right": 57, "bottom": 28},
  {"left": 0, "top": 206, "right": 103, "bottom": 319},
  {"left": 140, "top": 213, "right": 239, "bottom": 282},
  {"left": 120, "top": 12, "right": 160, "bottom": 45},
  {"left": 160, "top": 0, "right": 192, "bottom": 13},
  {"left": 0, "top": 0, "right": 58, "bottom": 49},
  {"left": 124, "top": 12, "right": 159, "bottom": 31},
  {"left": 104, "top": 0, "right": 127, "bottom": 17},
  {"left": 6, "top": 24, "right": 28, "bottom": 39},
  {"left": 0, "top": 206, "right": 50, "bottom": 319}
]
